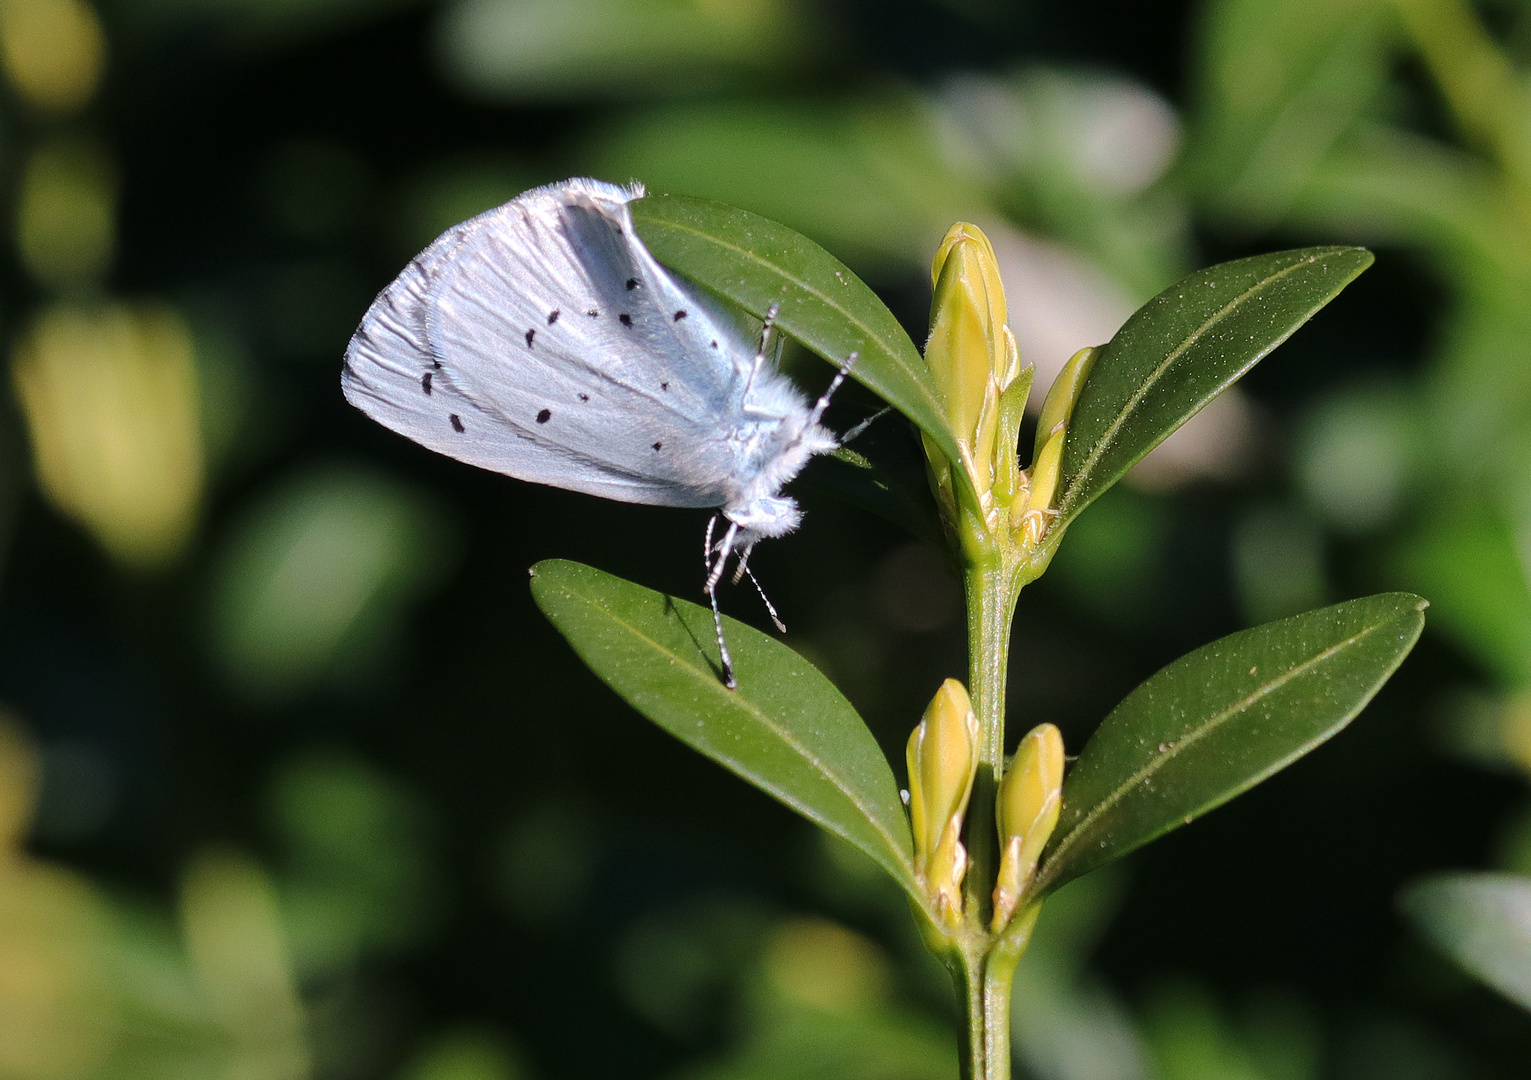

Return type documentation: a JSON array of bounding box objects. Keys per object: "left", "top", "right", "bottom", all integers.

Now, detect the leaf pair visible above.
[
  {"left": 533, "top": 560, "right": 1424, "bottom": 904},
  {"left": 529, "top": 197, "right": 1418, "bottom": 907}
]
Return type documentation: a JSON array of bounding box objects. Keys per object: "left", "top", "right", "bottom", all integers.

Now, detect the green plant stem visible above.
[
  {"left": 953, "top": 903, "right": 1040, "bottom": 1080},
  {"left": 965, "top": 557, "right": 1015, "bottom": 770},
  {"left": 958, "top": 952, "right": 989, "bottom": 1080},
  {"left": 953, "top": 548, "right": 1027, "bottom": 1080}
]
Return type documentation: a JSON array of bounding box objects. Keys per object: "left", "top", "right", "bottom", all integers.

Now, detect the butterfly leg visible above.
[
  {"left": 706, "top": 582, "right": 738, "bottom": 690},
  {"left": 705, "top": 519, "right": 740, "bottom": 592},
  {"left": 740, "top": 562, "right": 786, "bottom": 633},
  {"left": 703, "top": 513, "right": 719, "bottom": 578},
  {"left": 704, "top": 516, "right": 741, "bottom": 689}
]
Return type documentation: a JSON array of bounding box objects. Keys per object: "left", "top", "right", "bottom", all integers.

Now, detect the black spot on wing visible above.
[
  {"left": 710, "top": 341, "right": 718, "bottom": 349},
  {"left": 525, "top": 328, "right": 536, "bottom": 347},
  {"left": 578, "top": 393, "right": 589, "bottom": 402},
  {"left": 626, "top": 277, "right": 638, "bottom": 290},
  {"left": 547, "top": 310, "right": 560, "bottom": 324},
  {"left": 536, "top": 408, "right": 551, "bottom": 424},
  {"left": 587, "top": 309, "right": 599, "bottom": 318},
  {"left": 421, "top": 372, "right": 433, "bottom": 395},
  {"left": 450, "top": 414, "right": 464, "bottom": 433},
  {"left": 674, "top": 310, "right": 687, "bottom": 321},
  {"left": 652, "top": 442, "right": 662, "bottom": 451},
  {"left": 619, "top": 313, "right": 633, "bottom": 327},
  {"left": 432, "top": 358, "right": 443, "bottom": 369}
]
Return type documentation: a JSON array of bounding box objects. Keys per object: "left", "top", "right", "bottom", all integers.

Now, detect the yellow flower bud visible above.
[
  {"left": 1033, "top": 346, "right": 1097, "bottom": 463},
  {"left": 1012, "top": 346, "right": 1097, "bottom": 548},
  {"left": 992, "top": 363, "right": 1035, "bottom": 507},
  {"left": 906, "top": 678, "right": 979, "bottom": 923},
  {"left": 992, "top": 723, "right": 1064, "bottom": 930},
  {"left": 1017, "top": 426, "right": 1064, "bottom": 547},
  {"left": 925, "top": 223, "right": 1020, "bottom": 507}
]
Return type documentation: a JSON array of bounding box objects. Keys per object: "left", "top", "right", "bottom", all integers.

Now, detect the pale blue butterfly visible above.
[{"left": 341, "top": 177, "right": 854, "bottom": 687}]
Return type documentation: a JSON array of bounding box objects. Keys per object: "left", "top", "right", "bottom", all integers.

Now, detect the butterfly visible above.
[{"left": 341, "top": 177, "right": 853, "bottom": 688}]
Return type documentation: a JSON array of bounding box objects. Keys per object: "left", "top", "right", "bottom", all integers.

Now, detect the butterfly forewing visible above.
[{"left": 344, "top": 179, "right": 783, "bottom": 509}]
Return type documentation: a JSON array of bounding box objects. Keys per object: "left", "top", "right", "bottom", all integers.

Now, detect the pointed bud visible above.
[
  {"left": 992, "top": 363, "right": 1035, "bottom": 507},
  {"left": 992, "top": 723, "right": 1064, "bottom": 930},
  {"left": 925, "top": 223, "right": 1019, "bottom": 505},
  {"left": 1018, "top": 425, "right": 1065, "bottom": 547},
  {"left": 1013, "top": 346, "right": 1096, "bottom": 547},
  {"left": 1033, "top": 346, "right": 1096, "bottom": 462},
  {"left": 906, "top": 678, "right": 980, "bottom": 923}
]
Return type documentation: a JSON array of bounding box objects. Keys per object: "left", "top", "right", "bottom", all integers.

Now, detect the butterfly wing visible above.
[{"left": 343, "top": 178, "right": 779, "bottom": 508}]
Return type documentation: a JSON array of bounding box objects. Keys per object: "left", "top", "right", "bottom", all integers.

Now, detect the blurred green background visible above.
[{"left": 3, "top": 0, "right": 1531, "bottom": 1076}]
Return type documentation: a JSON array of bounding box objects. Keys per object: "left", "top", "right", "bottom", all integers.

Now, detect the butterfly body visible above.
[{"left": 343, "top": 178, "right": 845, "bottom": 684}]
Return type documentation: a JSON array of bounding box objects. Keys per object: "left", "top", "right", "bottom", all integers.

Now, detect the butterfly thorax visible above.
[{"left": 720, "top": 396, "right": 838, "bottom": 543}]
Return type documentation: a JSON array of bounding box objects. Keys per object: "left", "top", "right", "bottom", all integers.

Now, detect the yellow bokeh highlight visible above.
[
  {"left": 0, "top": 716, "right": 316, "bottom": 1078},
  {"left": 0, "top": 0, "right": 106, "bottom": 114},
  {"left": 1499, "top": 690, "right": 1531, "bottom": 779},
  {"left": 181, "top": 850, "right": 309, "bottom": 1080},
  {"left": 12, "top": 301, "right": 205, "bottom": 569},
  {"left": 0, "top": 714, "right": 117, "bottom": 1080},
  {"left": 0, "top": 711, "right": 39, "bottom": 851},
  {"left": 16, "top": 137, "right": 116, "bottom": 287},
  {"left": 762, "top": 918, "right": 891, "bottom": 1013}
]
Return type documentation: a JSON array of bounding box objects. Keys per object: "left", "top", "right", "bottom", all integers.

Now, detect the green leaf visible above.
[
  {"left": 529, "top": 558, "right": 918, "bottom": 896},
  {"left": 1400, "top": 873, "right": 1531, "bottom": 1012},
  {"left": 1033, "top": 592, "right": 1426, "bottom": 895},
  {"left": 1055, "top": 247, "right": 1373, "bottom": 526},
  {"left": 630, "top": 194, "right": 969, "bottom": 499}
]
